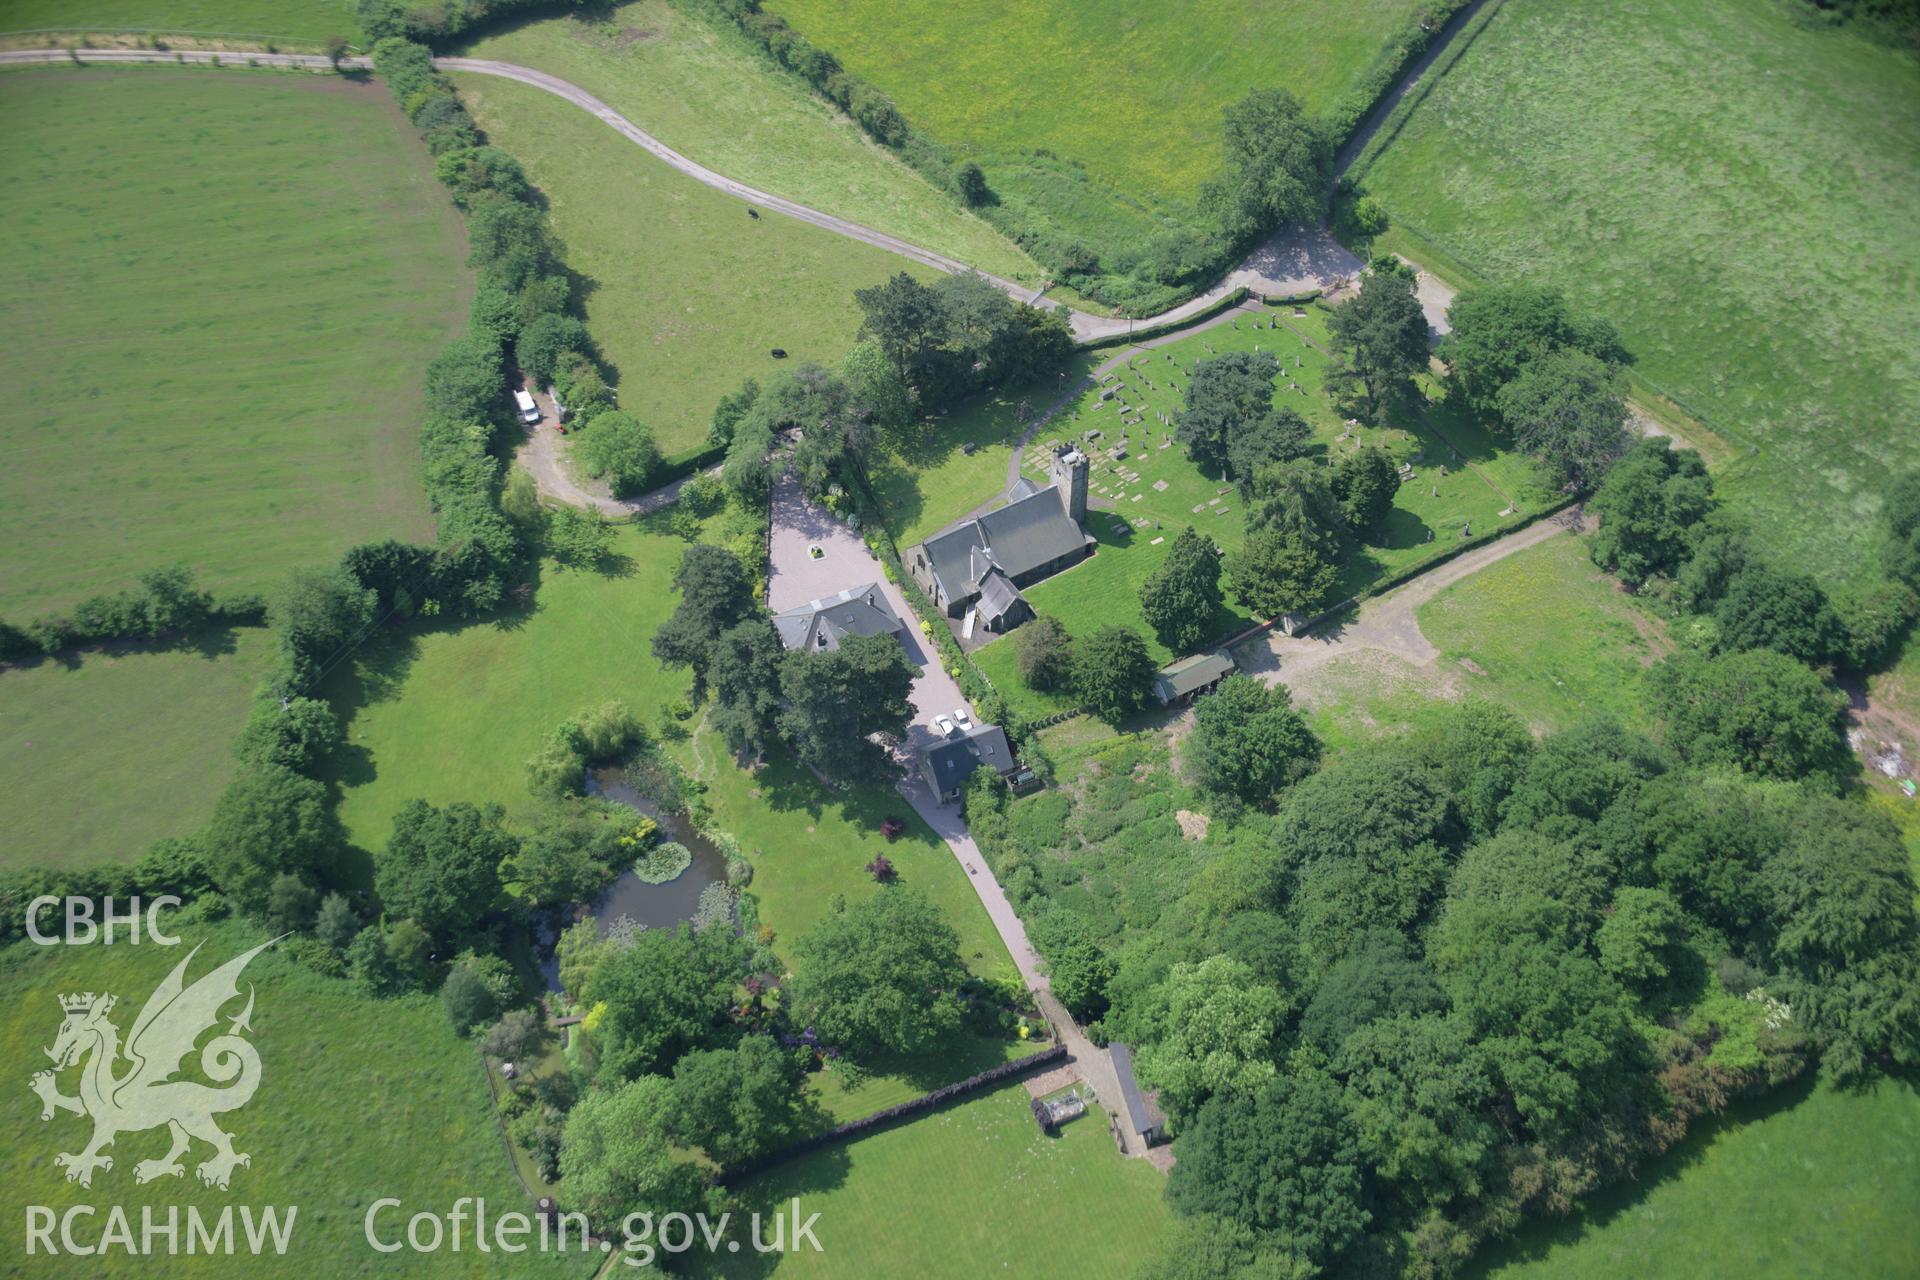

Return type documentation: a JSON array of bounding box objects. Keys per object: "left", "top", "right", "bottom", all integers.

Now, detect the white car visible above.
[
  {"left": 952, "top": 707, "right": 973, "bottom": 730},
  {"left": 933, "top": 715, "right": 957, "bottom": 737}
]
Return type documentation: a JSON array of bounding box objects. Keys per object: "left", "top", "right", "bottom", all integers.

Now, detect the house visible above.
[
  {"left": 1107, "top": 1042, "right": 1167, "bottom": 1148},
  {"left": 772, "top": 583, "right": 906, "bottom": 654},
  {"left": 1152, "top": 651, "right": 1237, "bottom": 706},
  {"left": 918, "top": 722, "right": 1017, "bottom": 803},
  {"left": 906, "top": 448, "right": 1093, "bottom": 631}
]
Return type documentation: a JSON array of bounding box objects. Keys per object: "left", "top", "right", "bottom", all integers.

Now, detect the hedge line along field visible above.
[
  {"left": 0, "top": 628, "right": 274, "bottom": 870},
  {"left": 0, "top": 917, "right": 596, "bottom": 1277},
  {"left": 452, "top": 71, "right": 942, "bottom": 456},
  {"left": 457, "top": 0, "right": 1044, "bottom": 286},
  {"left": 0, "top": 68, "right": 466, "bottom": 619},
  {"left": 1353, "top": 0, "right": 1920, "bottom": 574},
  {"left": 763, "top": 0, "right": 1422, "bottom": 235},
  {"left": 693, "top": 1080, "right": 1173, "bottom": 1280},
  {"left": 0, "top": 0, "right": 359, "bottom": 42}
]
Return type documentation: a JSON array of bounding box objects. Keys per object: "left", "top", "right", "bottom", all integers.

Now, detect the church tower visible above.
[{"left": 1050, "top": 447, "right": 1088, "bottom": 525}]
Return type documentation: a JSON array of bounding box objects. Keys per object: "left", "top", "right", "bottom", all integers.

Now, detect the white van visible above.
[{"left": 513, "top": 389, "right": 541, "bottom": 425}]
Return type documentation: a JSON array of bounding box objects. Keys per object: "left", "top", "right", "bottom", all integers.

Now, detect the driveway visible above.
[{"left": 766, "top": 470, "right": 1145, "bottom": 1150}]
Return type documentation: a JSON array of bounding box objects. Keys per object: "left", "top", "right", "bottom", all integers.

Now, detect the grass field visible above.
[
  {"left": 1465, "top": 1077, "right": 1920, "bottom": 1280},
  {"left": 320, "top": 519, "right": 703, "bottom": 851},
  {"left": 1416, "top": 531, "right": 1664, "bottom": 734},
  {"left": 457, "top": 0, "right": 1042, "bottom": 284},
  {"left": 0, "top": 0, "right": 357, "bottom": 41},
  {"left": 454, "top": 72, "right": 941, "bottom": 456},
  {"left": 693, "top": 1081, "right": 1172, "bottom": 1279},
  {"left": 766, "top": 0, "right": 1422, "bottom": 237},
  {"left": 973, "top": 305, "right": 1545, "bottom": 722},
  {"left": 0, "top": 628, "right": 274, "bottom": 869},
  {"left": 0, "top": 916, "right": 593, "bottom": 1276},
  {"left": 0, "top": 68, "right": 463, "bottom": 619},
  {"left": 1355, "top": 0, "right": 1920, "bottom": 572}
]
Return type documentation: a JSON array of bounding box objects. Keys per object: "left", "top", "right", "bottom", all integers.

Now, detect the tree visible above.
[
  {"left": 1326, "top": 268, "right": 1430, "bottom": 420},
  {"left": 377, "top": 800, "right": 512, "bottom": 945},
  {"left": 1333, "top": 1012, "right": 1498, "bottom": 1209},
  {"left": 558, "top": 1077, "right": 706, "bottom": 1231},
  {"left": 435, "top": 145, "right": 530, "bottom": 209},
  {"left": 423, "top": 332, "right": 505, "bottom": 420},
  {"left": 1495, "top": 348, "right": 1629, "bottom": 488},
  {"left": 1648, "top": 649, "right": 1850, "bottom": 787},
  {"left": 708, "top": 617, "right": 786, "bottom": 760},
  {"left": 545, "top": 505, "right": 616, "bottom": 570},
  {"left": 571, "top": 410, "right": 660, "bottom": 497},
  {"left": 1176, "top": 349, "right": 1281, "bottom": 476},
  {"left": 232, "top": 696, "right": 341, "bottom": 772},
  {"left": 1186, "top": 674, "right": 1320, "bottom": 806},
  {"left": 1297, "top": 931, "right": 1447, "bottom": 1054},
  {"left": 1762, "top": 797, "right": 1916, "bottom": 970},
  {"left": 839, "top": 340, "right": 912, "bottom": 434},
  {"left": 1225, "top": 405, "right": 1313, "bottom": 487},
  {"left": 953, "top": 160, "right": 991, "bottom": 206},
  {"left": 666, "top": 1037, "right": 816, "bottom": 1168},
  {"left": 779, "top": 632, "right": 917, "bottom": 784},
  {"left": 1140, "top": 527, "right": 1223, "bottom": 654},
  {"left": 484, "top": 1008, "right": 544, "bottom": 1061},
  {"left": 514, "top": 313, "right": 590, "bottom": 386},
  {"left": 440, "top": 962, "right": 500, "bottom": 1035},
  {"left": 853, "top": 271, "right": 946, "bottom": 382},
  {"left": 271, "top": 565, "right": 376, "bottom": 667},
  {"left": 1712, "top": 563, "right": 1844, "bottom": 666},
  {"left": 1401, "top": 698, "right": 1535, "bottom": 836},
  {"left": 1073, "top": 625, "right": 1157, "bottom": 723},
  {"left": 707, "top": 377, "right": 761, "bottom": 447},
  {"left": 1014, "top": 614, "right": 1076, "bottom": 691},
  {"left": 1134, "top": 955, "right": 1286, "bottom": 1122},
  {"left": 324, "top": 34, "right": 350, "bottom": 66},
  {"left": 1501, "top": 718, "right": 1667, "bottom": 836},
  {"left": 1594, "top": 887, "right": 1688, "bottom": 990},
  {"left": 1165, "top": 1069, "right": 1369, "bottom": 1268},
  {"left": 502, "top": 809, "right": 619, "bottom": 906},
  {"left": 1332, "top": 445, "right": 1401, "bottom": 540},
  {"left": 1587, "top": 438, "right": 1714, "bottom": 586},
  {"left": 652, "top": 544, "right": 759, "bottom": 690},
  {"left": 592, "top": 924, "right": 747, "bottom": 1081},
  {"left": 264, "top": 871, "right": 318, "bottom": 935},
  {"left": 1884, "top": 469, "right": 1920, "bottom": 587},
  {"left": 1201, "top": 87, "right": 1330, "bottom": 240},
  {"left": 790, "top": 889, "right": 968, "bottom": 1057},
  {"left": 1029, "top": 908, "right": 1117, "bottom": 1021},
  {"left": 202, "top": 765, "right": 337, "bottom": 916},
  {"left": 1440, "top": 284, "right": 1626, "bottom": 415},
  {"left": 1226, "top": 524, "right": 1339, "bottom": 619},
  {"left": 314, "top": 892, "right": 361, "bottom": 952}
]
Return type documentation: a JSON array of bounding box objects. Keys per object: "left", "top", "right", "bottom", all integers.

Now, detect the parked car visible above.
[
  {"left": 512, "top": 388, "right": 541, "bottom": 426},
  {"left": 953, "top": 707, "right": 973, "bottom": 730},
  {"left": 933, "top": 715, "right": 956, "bottom": 737}
]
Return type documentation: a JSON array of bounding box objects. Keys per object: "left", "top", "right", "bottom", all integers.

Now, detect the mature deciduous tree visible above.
[
  {"left": 652, "top": 544, "right": 760, "bottom": 690},
  {"left": 1186, "top": 674, "right": 1319, "bottom": 806},
  {"left": 593, "top": 924, "right": 747, "bottom": 1082},
  {"left": 1201, "top": 88, "right": 1330, "bottom": 241},
  {"left": 1073, "top": 625, "right": 1157, "bottom": 723},
  {"left": 790, "top": 889, "right": 968, "bottom": 1057},
  {"left": 377, "top": 799, "right": 512, "bottom": 945},
  {"left": 778, "top": 632, "right": 916, "bottom": 783},
  {"left": 1495, "top": 348, "right": 1630, "bottom": 488},
  {"left": 1326, "top": 269, "right": 1430, "bottom": 421}
]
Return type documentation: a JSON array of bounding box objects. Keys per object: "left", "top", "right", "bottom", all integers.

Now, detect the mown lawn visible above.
[
  {"left": 1416, "top": 531, "right": 1664, "bottom": 734},
  {"left": 0, "top": 0, "right": 358, "bottom": 41},
  {"left": 1355, "top": 0, "right": 1920, "bottom": 572},
  {"left": 0, "top": 916, "right": 593, "bottom": 1276},
  {"left": 0, "top": 627, "right": 274, "bottom": 869},
  {"left": 677, "top": 720, "right": 1014, "bottom": 983},
  {"left": 972, "top": 305, "right": 1543, "bottom": 722},
  {"left": 454, "top": 71, "right": 941, "bottom": 456},
  {"left": 0, "top": 67, "right": 465, "bottom": 618},
  {"left": 320, "top": 518, "right": 704, "bottom": 851},
  {"left": 1465, "top": 1077, "right": 1920, "bottom": 1280},
  {"left": 692, "top": 1081, "right": 1172, "bottom": 1279},
  {"left": 765, "top": 0, "right": 1423, "bottom": 237},
  {"left": 457, "top": 0, "right": 1042, "bottom": 284}
]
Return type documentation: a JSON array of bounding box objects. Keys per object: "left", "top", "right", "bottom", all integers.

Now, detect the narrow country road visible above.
[{"left": 0, "top": 47, "right": 1369, "bottom": 342}]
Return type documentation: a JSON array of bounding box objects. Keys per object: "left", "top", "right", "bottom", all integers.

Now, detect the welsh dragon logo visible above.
[{"left": 29, "top": 939, "right": 275, "bottom": 1190}]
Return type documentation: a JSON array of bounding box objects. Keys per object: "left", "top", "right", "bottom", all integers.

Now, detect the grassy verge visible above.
[
  {"left": 0, "top": 627, "right": 274, "bottom": 869},
  {"left": 453, "top": 70, "right": 941, "bottom": 456},
  {"left": 456, "top": 0, "right": 1042, "bottom": 283},
  {"left": 0, "top": 67, "right": 465, "bottom": 618},
  {"left": 1353, "top": 0, "right": 1920, "bottom": 572}
]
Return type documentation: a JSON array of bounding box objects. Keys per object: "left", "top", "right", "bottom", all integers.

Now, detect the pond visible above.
[{"left": 538, "top": 765, "right": 730, "bottom": 992}]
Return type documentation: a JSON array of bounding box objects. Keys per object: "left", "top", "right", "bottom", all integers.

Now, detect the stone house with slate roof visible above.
[{"left": 772, "top": 583, "right": 907, "bottom": 654}]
